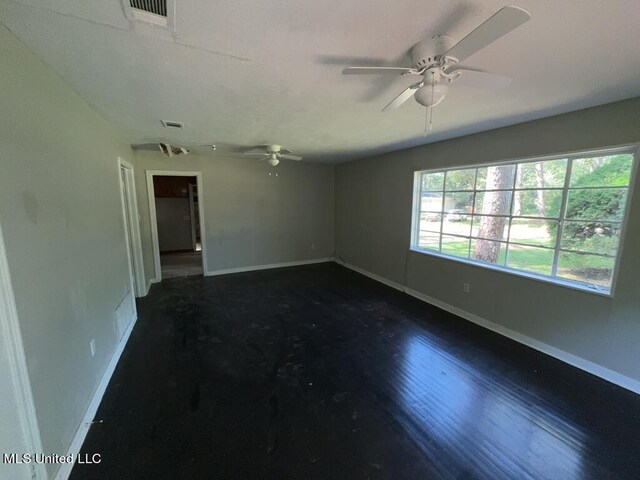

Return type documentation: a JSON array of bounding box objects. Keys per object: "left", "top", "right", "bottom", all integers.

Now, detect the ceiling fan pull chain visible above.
[
  {"left": 424, "top": 107, "right": 429, "bottom": 137},
  {"left": 429, "top": 82, "right": 434, "bottom": 131}
]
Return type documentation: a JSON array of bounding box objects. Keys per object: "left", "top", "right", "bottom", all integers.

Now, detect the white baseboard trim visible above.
[
  {"left": 205, "top": 258, "right": 332, "bottom": 277},
  {"left": 336, "top": 260, "right": 640, "bottom": 395},
  {"left": 55, "top": 313, "right": 138, "bottom": 480},
  {"left": 145, "top": 277, "right": 159, "bottom": 296}
]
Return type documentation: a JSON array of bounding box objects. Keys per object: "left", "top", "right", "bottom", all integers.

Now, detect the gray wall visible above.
[
  {"left": 156, "top": 197, "right": 193, "bottom": 252},
  {"left": 335, "top": 98, "right": 640, "bottom": 384},
  {"left": 133, "top": 151, "right": 334, "bottom": 280},
  {"left": 0, "top": 23, "right": 133, "bottom": 478}
]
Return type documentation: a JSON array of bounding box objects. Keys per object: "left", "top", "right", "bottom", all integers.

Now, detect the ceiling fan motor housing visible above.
[{"left": 410, "top": 35, "right": 455, "bottom": 69}]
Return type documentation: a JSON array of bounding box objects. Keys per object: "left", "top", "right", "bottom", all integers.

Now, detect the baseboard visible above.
[
  {"left": 336, "top": 260, "right": 640, "bottom": 395},
  {"left": 145, "top": 277, "right": 159, "bottom": 296},
  {"left": 205, "top": 258, "right": 332, "bottom": 277},
  {"left": 55, "top": 312, "right": 138, "bottom": 480}
]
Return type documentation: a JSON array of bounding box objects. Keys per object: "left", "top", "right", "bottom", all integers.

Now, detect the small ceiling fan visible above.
[
  {"left": 241, "top": 145, "right": 302, "bottom": 166},
  {"left": 342, "top": 6, "right": 530, "bottom": 111}
]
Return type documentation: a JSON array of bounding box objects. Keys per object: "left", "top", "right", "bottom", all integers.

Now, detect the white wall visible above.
[
  {"left": 0, "top": 23, "right": 134, "bottom": 478},
  {"left": 133, "top": 151, "right": 335, "bottom": 280},
  {"left": 335, "top": 98, "right": 640, "bottom": 389}
]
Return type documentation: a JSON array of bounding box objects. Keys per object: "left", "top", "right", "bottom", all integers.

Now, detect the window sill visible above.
[{"left": 408, "top": 247, "right": 614, "bottom": 298}]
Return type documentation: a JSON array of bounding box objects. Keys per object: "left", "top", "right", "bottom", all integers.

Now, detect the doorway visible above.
[
  {"left": 118, "top": 158, "right": 145, "bottom": 297},
  {"left": 147, "top": 171, "right": 207, "bottom": 281}
]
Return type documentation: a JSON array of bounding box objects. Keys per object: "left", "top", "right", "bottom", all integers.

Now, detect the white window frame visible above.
[{"left": 410, "top": 144, "right": 639, "bottom": 297}]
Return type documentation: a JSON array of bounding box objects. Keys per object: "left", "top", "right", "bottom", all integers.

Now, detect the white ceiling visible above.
[{"left": 2, "top": 0, "right": 640, "bottom": 163}]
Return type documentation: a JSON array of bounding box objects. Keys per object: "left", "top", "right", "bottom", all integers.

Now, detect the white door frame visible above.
[
  {"left": 188, "top": 183, "right": 198, "bottom": 252},
  {"left": 0, "top": 222, "right": 47, "bottom": 479},
  {"left": 118, "top": 158, "right": 146, "bottom": 297},
  {"left": 146, "top": 170, "right": 208, "bottom": 282}
]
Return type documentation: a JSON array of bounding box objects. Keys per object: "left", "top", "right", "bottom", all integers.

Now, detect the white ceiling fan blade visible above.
[
  {"left": 243, "top": 152, "right": 269, "bottom": 157},
  {"left": 343, "top": 66, "right": 415, "bottom": 75},
  {"left": 382, "top": 82, "right": 422, "bottom": 111},
  {"left": 279, "top": 154, "right": 302, "bottom": 161},
  {"left": 451, "top": 69, "right": 512, "bottom": 90},
  {"left": 444, "top": 6, "right": 530, "bottom": 63}
]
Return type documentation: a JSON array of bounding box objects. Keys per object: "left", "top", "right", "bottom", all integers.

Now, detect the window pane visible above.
[
  {"left": 569, "top": 154, "right": 633, "bottom": 188},
  {"left": 514, "top": 190, "right": 562, "bottom": 218},
  {"left": 476, "top": 165, "right": 516, "bottom": 190},
  {"left": 561, "top": 222, "right": 620, "bottom": 256},
  {"left": 444, "top": 192, "right": 474, "bottom": 213},
  {"left": 516, "top": 159, "right": 567, "bottom": 189},
  {"left": 474, "top": 190, "right": 512, "bottom": 216},
  {"left": 557, "top": 251, "right": 614, "bottom": 288},
  {"left": 442, "top": 215, "right": 471, "bottom": 236},
  {"left": 565, "top": 188, "right": 627, "bottom": 222},
  {"left": 470, "top": 239, "right": 506, "bottom": 266},
  {"left": 422, "top": 172, "right": 445, "bottom": 191},
  {"left": 445, "top": 168, "right": 476, "bottom": 191},
  {"left": 471, "top": 215, "right": 509, "bottom": 241},
  {"left": 506, "top": 244, "right": 553, "bottom": 275},
  {"left": 420, "top": 192, "right": 444, "bottom": 212},
  {"left": 441, "top": 235, "right": 470, "bottom": 259},
  {"left": 419, "top": 212, "right": 442, "bottom": 232},
  {"left": 412, "top": 150, "right": 633, "bottom": 294},
  {"left": 509, "top": 219, "right": 557, "bottom": 247},
  {"left": 475, "top": 168, "right": 487, "bottom": 190},
  {"left": 418, "top": 232, "right": 440, "bottom": 251}
]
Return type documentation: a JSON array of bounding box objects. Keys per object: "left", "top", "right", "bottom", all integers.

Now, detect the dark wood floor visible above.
[{"left": 71, "top": 262, "right": 640, "bottom": 479}]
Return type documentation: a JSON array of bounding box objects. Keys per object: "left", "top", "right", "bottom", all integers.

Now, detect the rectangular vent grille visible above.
[
  {"left": 130, "top": 0, "right": 167, "bottom": 17},
  {"left": 161, "top": 120, "right": 183, "bottom": 129}
]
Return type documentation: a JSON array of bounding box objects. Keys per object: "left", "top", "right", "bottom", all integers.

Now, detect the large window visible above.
[{"left": 411, "top": 148, "right": 636, "bottom": 294}]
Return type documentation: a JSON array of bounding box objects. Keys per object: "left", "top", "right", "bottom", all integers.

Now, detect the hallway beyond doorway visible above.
[{"left": 160, "top": 251, "right": 203, "bottom": 279}]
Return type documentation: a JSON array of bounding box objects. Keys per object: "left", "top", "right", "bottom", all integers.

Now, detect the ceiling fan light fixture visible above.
[
  {"left": 414, "top": 82, "right": 449, "bottom": 108},
  {"left": 267, "top": 153, "right": 280, "bottom": 166}
]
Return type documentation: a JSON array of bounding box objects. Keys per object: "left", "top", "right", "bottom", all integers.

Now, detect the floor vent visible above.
[{"left": 125, "top": 0, "right": 169, "bottom": 27}]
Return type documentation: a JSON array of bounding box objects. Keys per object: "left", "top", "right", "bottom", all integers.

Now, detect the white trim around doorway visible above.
[
  {"left": 118, "top": 158, "right": 146, "bottom": 297},
  {"left": 146, "top": 170, "right": 208, "bottom": 283},
  {"left": 0, "top": 222, "right": 47, "bottom": 479}
]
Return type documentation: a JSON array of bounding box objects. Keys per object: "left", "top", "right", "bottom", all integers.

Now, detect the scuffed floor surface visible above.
[{"left": 71, "top": 262, "right": 640, "bottom": 479}]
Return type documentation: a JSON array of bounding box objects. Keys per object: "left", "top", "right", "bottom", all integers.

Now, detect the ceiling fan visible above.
[
  {"left": 241, "top": 144, "right": 302, "bottom": 166},
  {"left": 342, "top": 6, "right": 530, "bottom": 111},
  {"left": 133, "top": 143, "right": 302, "bottom": 166}
]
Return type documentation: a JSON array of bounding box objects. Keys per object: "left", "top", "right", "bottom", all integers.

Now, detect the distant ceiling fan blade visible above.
[
  {"left": 382, "top": 82, "right": 422, "bottom": 111},
  {"left": 342, "top": 66, "right": 415, "bottom": 75},
  {"left": 444, "top": 6, "right": 530, "bottom": 63},
  {"left": 243, "top": 152, "right": 269, "bottom": 157},
  {"left": 451, "top": 69, "right": 512, "bottom": 90},
  {"left": 279, "top": 154, "right": 302, "bottom": 161}
]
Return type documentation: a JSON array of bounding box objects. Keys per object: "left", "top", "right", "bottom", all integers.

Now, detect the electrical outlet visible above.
[
  {"left": 311, "top": 243, "right": 316, "bottom": 250},
  {"left": 90, "top": 339, "right": 96, "bottom": 357},
  {"left": 463, "top": 283, "right": 470, "bottom": 293}
]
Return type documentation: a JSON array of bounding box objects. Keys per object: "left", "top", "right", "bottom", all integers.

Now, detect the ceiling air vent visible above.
[
  {"left": 161, "top": 120, "right": 183, "bottom": 129},
  {"left": 130, "top": 0, "right": 166, "bottom": 17},
  {"left": 124, "top": 0, "right": 170, "bottom": 27}
]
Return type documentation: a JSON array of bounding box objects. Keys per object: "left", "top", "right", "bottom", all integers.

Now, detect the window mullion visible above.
[
  {"left": 552, "top": 159, "right": 574, "bottom": 276},
  {"left": 438, "top": 172, "right": 446, "bottom": 252}
]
